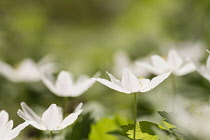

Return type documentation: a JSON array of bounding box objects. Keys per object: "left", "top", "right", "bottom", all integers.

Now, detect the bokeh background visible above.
[{"left": 0, "top": 0, "right": 210, "bottom": 139}]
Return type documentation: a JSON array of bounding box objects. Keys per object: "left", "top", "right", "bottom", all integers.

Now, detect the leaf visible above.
[
  {"left": 65, "top": 112, "right": 94, "bottom": 140},
  {"left": 121, "top": 121, "right": 161, "bottom": 140},
  {"left": 163, "top": 121, "right": 176, "bottom": 129},
  {"left": 107, "top": 130, "right": 131, "bottom": 140},
  {"left": 89, "top": 116, "right": 128, "bottom": 140},
  {"left": 157, "top": 111, "right": 176, "bottom": 126}
]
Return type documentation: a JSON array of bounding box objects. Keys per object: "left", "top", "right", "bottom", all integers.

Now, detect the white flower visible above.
[
  {"left": 174, "top": 42, "right": 205, "bottom": 61},
  {"left": 0, "top": 110, "right": 28, "bottom": 140},
  {"left": 41, "top": 71, "right": 97, "bottom": 97},
  {"left": 17, "top": 102, "right": 83, "bottom": 131},
  {"left": 0, "top": 110, "right": 9, "bottom": 126},
  {"left": 93, "top": 69, "right": 171, "bottom": 94},
  {"left": 0, "top": 56, "right": 56, "bottom": 83},
  {"left": 196, "top": 54, "right": 210, "bottom": 82},
  {"left": 113, "top": 51, "right": 150, "bottom": 78},
  {"left": 172, "top": 104, "right": 210, "bottom": 139},
  {"left": 137, "top": 49, "right": 195, "bottom": 76}
]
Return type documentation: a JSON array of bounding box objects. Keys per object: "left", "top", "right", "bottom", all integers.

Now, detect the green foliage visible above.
[
  {"left": 120, "top": 121, "right": 173, "bottom": 140},
  {"left": 65, "top": 112, "right": 94, "bottom": 140},
  {"left": 89, "top": 116, "right": 128, "bottom": 140}
]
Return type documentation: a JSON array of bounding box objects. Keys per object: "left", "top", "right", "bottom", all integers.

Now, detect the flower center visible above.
[{"left": 162, "top": 56, "right": 167, "bottom": 60}]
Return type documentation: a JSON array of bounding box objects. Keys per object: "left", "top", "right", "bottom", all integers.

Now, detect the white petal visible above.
[
  {"left": 42, "top": 104, "right": 63, "bottom": 130},
  {"left": 151, "top": 55, "right": 168, "bottom": 70},
  {"left": 174, "top": 62, "right": 195, "bottom": 76},
  {"left": 9, "top": 122, "right": 29, "bottom": 139},
  {"left": 17, "top": 102, "right": 45, "bottom": 130},
  {"left": 69, "top": 78, "right": 95, "bottom": 97},
  {"left": 75, "top": 103, "right": 83, "bottom": 112},
  {"left": 106, "top": 72, "right": 122, "bottom": 86},
  {"left": 197, "top": 65, "right": 210, "bottom": 82},
  {"left": 58, "top": 109, "right": 83, "bottom": 130},
  {"left": 141, "top": 71, "right": 171, "bottom": 92},
  {"left": 167, "top": 50, "right": 183, "bottom": 69},
  {"left": 136, "top": 62, "right": 161, "bottom": 75},
  {"left": 0, "top": 120, "right": 13, "bottom": 136},
  {"left": 121, "top": 69, "right": 140, "bottom": 92},
  {"left": 41, "top": 73, "right": 61, "bottom": 96},
  {"left": 93, "top": 78, "right": 130, "bottom": 93},
  {"left": 207, "top": 55, "right": 210, "bottom": 72},
  {"left": 0, "top": 110, "right": 9, "bottom": 126},
  {"left": 55, "top": 71, "right": 73, "bottom": 96},
  {"left": 0, "top": 61, "right": 18, "bottom": 82},
  {"left": 17, "top": 59, "right": 40, "bottom": 82}
]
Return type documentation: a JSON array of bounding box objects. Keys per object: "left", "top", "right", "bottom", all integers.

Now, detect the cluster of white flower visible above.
[{"left": 0, "top": 48, "right": 209, "bottom": 139}]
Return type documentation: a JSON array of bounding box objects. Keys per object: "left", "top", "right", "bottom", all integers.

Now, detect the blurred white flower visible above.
[
  {"left": 41, "top": 71, "right": 97, "bottom": 97},
  {"left": 93, "top": 68, "right": 171, "bottom": 94},
  {"left": 17, "top": 102, "right": 83, "bottom": 131},
  {"left": 0, "top": 56, "right": 56, "bottom": 83},
  {"left": 173, "top": 104, "right": 210, "bottom": 139},
  {"left": 163, "top": 42, "right": 206, "bottom": 61},
  {"left": 137, "top": 49, "right": 195, "bottom": 76},
  {"left": 0, "top": 110, "right": 28, "bottom": 140},
  {"left": 196, "top": 54, "right": 210, "bottom": 82},
  {"left": 113, "top": 51, "right": 150, "bottom": 78},
  {"left": 0, "top": 110, "right": 9, "bottom": 126}
]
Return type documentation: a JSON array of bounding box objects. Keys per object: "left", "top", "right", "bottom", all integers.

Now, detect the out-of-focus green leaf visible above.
[
  {"left": 89, "top": 116, "right": 128, "bottom": 140},
  {"left": 107, "top": 130, "right": 131, "bottom": 140},
  {"left": 65, "top": 112, "right": 94, "bottom": 140},
  {"left": 121, "top": 121, "right": 162, "bottom": 140},
  {"left": 163, "top": 121, "right": 176, "bottom": 129}
]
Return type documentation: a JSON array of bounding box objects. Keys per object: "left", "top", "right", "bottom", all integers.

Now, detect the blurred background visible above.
[{"left": 0, "top": 0, "right": 210, "bottom": 139}]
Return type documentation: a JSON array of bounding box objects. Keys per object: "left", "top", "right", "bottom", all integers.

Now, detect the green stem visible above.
[
  {"left": 133, "top": 92, "right": 137, "bottom": 140},
  {"left": 64, "top": 97, "right": 69, "bottom": 113},
  {"left": 170, "top": 74, "right": 176, "bottom": 112},
  {"left": 50, "top": 131, "right": 53, "bottom": 140}
]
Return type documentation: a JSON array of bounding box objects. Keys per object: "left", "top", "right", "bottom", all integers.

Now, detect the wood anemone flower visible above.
[{"left": 17, "top": 102, "right": 83, "bottom": 131}]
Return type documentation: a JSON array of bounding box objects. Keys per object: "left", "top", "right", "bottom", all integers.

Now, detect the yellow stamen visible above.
[
  {"left": 139, "top": 76, "right": 144, "bottom": 79},
  {"left": 162, "top": 56, "right": 167, "bottom": 60}
]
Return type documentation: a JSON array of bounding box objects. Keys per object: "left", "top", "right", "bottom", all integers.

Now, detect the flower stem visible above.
[
  {"left": 64, "top": 97, "right": 69, "bottom": 113},
  {"left": 50, "top": 131, "right": 53, "bottom": 140},
  {"left": 170, "top": 74, "right": 176, "bottom": 112},
  {"left": 133, "top": 92, "right": 137, "bottom": 140}
]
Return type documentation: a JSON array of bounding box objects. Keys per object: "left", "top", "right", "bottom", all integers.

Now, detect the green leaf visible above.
[
  {"left": 107, "top": 130, "right": 131, "bottom": 140},
  {"left": 89, "top": 116, "right": 128, "bottom": 140},
  {"left": 163, "top": 121, "right": 176, "bottom": 129},
  {"left": 65, "top": 112, "right": 94, "bottom": 140},
  {"left": 121, "top": 121, "right": 161, "bottom": 140},
  {"left": 157, "top": 111, "right": 176, "bottom": 126}
]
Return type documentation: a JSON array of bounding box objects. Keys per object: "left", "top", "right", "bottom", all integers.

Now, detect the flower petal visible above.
[
  {"left": 106, "top": 72, "right": 122, "bottom": 86},
  {"left": 141, "top": 71, "right": 171, "bottom": 92},
  {"left": 58, "top": 109, "right": 83, "bottom": 130},
  {"left": 136, "top": 62, "right": 161, "bottom": 75},
  {"left": 167, "top": 50, "right": 183, "bottom": 69},
  {"left": 17, "top": 102, "right": 45, "bottom": 130},
  {"left": 151, "top": 55, "right": 168, "bottom": 69},
  {"left": 55, "top": 71, "right": 73, "bottom": 96},
  {"left": 75, "top": 103, "right": 83, "bottom": 112},
  {"left": 93, "top": 78, "right": 130, "bottom": 93},
  {"left": 121, "top": 69, "right": 140, "bottom": 92},
  {"left": 207, "top": 55, "right": 210, "bottom": 73},
  {"left": 42, "top": 104, "right": 63, "bottom": 130},
  {"left": 0, "top": 110, "right": 9, "bottom": 126},
  {"left": 0, "top": 120, "right": 13, "bottom": 137},
  {"left": 41, "top": 73, "right": 59, "bottom": 95},
  {"left": 69, "top": 78, "right": 95, "bottom": 97},
  {"left": 174, "top": 62, "right": 195, "bottom": 76},
  {"left": 0, "top": 61, "right": 18, "bottom": 82},
  {"left": 9, "top": 122, "right": 29, "bottom": 139}
]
